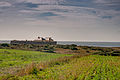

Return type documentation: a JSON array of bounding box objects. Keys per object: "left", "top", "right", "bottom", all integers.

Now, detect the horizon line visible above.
[{"left": 0, "top": 39, "right": 120, "bottom": 42}]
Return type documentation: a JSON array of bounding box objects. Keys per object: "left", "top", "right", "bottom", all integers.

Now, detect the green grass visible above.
[
  {"left": 17, "top": 55, "right": 120, "bottom": 80},
  {"left": 1, "top": 49, "right": 120, "bottom": 80},
  {"left": 0, "top": 49, "right": 72, "bottom": 75}
]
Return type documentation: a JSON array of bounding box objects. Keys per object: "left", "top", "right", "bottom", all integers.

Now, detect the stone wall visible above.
[{"left": 11, "top": 40, "right": 57, "bottom": 45}]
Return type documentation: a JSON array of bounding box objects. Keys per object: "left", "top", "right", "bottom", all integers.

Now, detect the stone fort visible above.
[{"left": 10, "top": 37, "right": 57, "bottom": 45}]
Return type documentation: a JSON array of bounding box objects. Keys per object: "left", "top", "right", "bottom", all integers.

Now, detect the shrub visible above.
[
  {"left": 71, "top": 47, "right": 78, "bottom": 50},
  {"left": 30, "top": 67, "right": 39, "bottom": 75},
  {"left": 113, "top": 50, "right": 120, "bottom": 53},
  {"left": 1, "top": 43, "right": 10, "bottom": 47},
  {"left": 56, "top": 44, "right": 77, "bottom": 50}
]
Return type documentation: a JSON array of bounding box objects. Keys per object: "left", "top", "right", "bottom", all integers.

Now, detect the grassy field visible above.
[
  {"left": 0, "top": 49, "right": 72, "bottom": 76},
  {"left": 11, "top": 55, "right": 120, "bottom": 80},
  {"left": 0, "top": 49, "right": 120, "bottom": 80}
]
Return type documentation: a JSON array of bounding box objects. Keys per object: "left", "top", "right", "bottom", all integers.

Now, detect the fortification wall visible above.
[{"left": 11, "top": 41, "right": 57, "bottom": 45}]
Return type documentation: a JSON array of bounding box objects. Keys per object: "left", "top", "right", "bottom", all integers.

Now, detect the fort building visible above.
[{"left": 10, "top": 37, "right": 57, "bottom": 45}]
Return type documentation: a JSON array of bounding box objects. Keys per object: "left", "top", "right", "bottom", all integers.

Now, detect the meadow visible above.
[
  {"left": 0, "top": 49, "right": 72, "bottom": 76},
  {"left": 14, "top": 55, "right": 120, "bottom": 80},
  {"left": 0, "top": 44, "right": 120, "bottom": 80}
]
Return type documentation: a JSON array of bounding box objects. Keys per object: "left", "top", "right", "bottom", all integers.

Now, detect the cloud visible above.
[
  {"left": 13, "top": 0, "right": 120, "bottom": 21},
  {"left": 0, "top": 2, "right": 12, "bottom": 7},
  {"left": 1, "top": 0, "right": 120, "bottom": 22},
  {"left": 102, "top": 16, "right": 112, "bottom": 19},
  {"left": 94, "top": 0, "right": 120, "bottom": 4},
  {"left": 38, "top": 12, "right": 58, "bottom": 17},
  {"left": 24, "top": 11, "right": 100, "bottom": 28},
  {"left": 0, "top": 0, "right": 120, "bottom": 41},
  {"left": 16, "top": 0, "right": 64, "bottom": 4},
  {"left": 18, "top": 4, "right": 97, "bottom": 20},
  {"left": 94, "top": 0, "right": 108, "bottom": 3}
]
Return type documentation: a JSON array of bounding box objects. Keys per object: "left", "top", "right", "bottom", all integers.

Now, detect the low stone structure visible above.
[{"left": 10, "top": 37, "right": 57, "bottom": 45}]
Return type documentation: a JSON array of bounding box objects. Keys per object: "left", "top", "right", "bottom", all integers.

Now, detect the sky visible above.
[{"left": 0, "top": 0, "right": 120, "bottom": 42}]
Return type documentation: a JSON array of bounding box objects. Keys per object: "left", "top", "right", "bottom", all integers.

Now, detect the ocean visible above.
[
  {"left": 0, "top": 40, "right": 120, "bottom": 47},
  {"left": 57, "top": 41, "right": 120, "bottom": 47}
]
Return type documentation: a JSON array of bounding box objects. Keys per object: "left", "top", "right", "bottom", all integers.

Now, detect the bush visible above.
[
  {"left": 113, "top": 50, "right": 120, "bottom": 53},
  {"left": 30, "top": 67, "right": 39, "bottom": 75},
  {"left": 71, "top": 47, "right": 78, "bottom": 50},
  {"left": 1, "top": 43, "right": 10, "bottom": 47},
  {"left": 56, "top": 44, "right": 77, "bottom": 50}
]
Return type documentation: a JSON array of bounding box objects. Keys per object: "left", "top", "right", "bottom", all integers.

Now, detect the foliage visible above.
[
  {"left": 0, "top": 43, "right": 10, "bottom": 47},
  {"left": 56, "top": 44, "right": 78, "bottom": 50},
  {"left": 0, "top": 44, "right": 56, "bottom": 52},
  {"left": 80, "top": 46, "right": 120, "bottom": 56}
]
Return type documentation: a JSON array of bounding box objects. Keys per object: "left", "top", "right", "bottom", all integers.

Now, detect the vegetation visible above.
[
  {"left": 1, "top": 55, "right": 120, "bottom": 80},
  {"left": 0, "top": 43, "right": 120, "bottom": 80},
  {"left": 0, "top": 49, "right": 72, "bottom": 76},
  {"left": 0, "top": 43, "right": 10, "bottom": 47},
  {"left": 80, "top": 46, "right": 120, "bottom": 56},
  {"left": 1, "top": 43, "right": 120, "bottom": 56},
  {"left": 0, "top": 44, "right": 56, "bottom": 53},
  {"left": 56, "top": 44, "right": 78, "bottom": 50}
]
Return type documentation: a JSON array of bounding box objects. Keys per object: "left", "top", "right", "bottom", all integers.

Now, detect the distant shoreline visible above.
[{"left": 0, "top": 40, "right": 120, "bottom": 47}]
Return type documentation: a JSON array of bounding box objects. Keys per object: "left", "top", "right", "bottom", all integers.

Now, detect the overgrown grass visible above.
[
  {"left": 16, "top": 54, "right": 89, "bottom": 76},
  {"left": 0, "top": 49, "right": 72, "bottom": 75},
  {"left": 3, "top": 55, "right": 119, "bottom": 80},
  {"left": 1, "top": 48, "right": 120, "bottom": 80}
]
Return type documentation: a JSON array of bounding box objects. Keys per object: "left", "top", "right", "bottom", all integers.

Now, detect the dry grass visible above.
[{"left": 16, "top": 54, "right": 90, "bottom": 76}]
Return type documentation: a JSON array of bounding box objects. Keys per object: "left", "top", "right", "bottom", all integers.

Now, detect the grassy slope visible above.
[
  {"left": 19, "top": 55, "right": 120, "bottom": 80},
  {"left": 1, "top": 48, "right": 120, "bottom": 80},
  {"left": 0, "top": 49, "right": 72, "bottom": 75}
]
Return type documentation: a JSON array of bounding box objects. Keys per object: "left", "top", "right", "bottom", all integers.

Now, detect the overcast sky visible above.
[{"left": 0, "top": 0, "right": 120, "bottom": 41}]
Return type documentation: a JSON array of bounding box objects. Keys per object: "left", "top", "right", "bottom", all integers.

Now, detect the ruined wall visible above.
[{"left": 11, "top": 41, "right": 57, "bottom": 45}]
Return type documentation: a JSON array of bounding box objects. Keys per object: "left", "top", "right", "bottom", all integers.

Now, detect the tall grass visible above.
[
  {"left": 13, "top": 55, "right": 120, "bottom": 80},
  {"left": 17, "top": 54, "right": 90, "bottom": 76},
  {"left": 0, "top": 49, "right": 72, "bottom": 76}
]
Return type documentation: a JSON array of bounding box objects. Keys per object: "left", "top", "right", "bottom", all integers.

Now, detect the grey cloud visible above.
[
  {"left": 94, "top": 0, "right": 120, "bottom": 4},
  {"left": 0, "top": 0, "right": 120, "bottom": 41},
  {"left": 0, "top": 1, "right": 12, "bottom": 7},
  {"left": 15, "top": 0, "right": 65, "bottom": 4}
]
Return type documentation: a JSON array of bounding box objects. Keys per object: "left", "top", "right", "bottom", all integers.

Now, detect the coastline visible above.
[{"left": 0, "top": 40, "right": 120, "bottom": 47}]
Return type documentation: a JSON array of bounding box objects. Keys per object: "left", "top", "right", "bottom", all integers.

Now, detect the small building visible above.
[
  {"left": 45, "top": 37, "right": 54, "bottom": 42},
  {"left": 34, "top": 37, "right": 46, "bottom": 42}
]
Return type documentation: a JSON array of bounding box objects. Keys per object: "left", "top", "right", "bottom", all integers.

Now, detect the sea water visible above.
[{"left": 57, "top": 41, "right": 120, "bottom": 47}]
